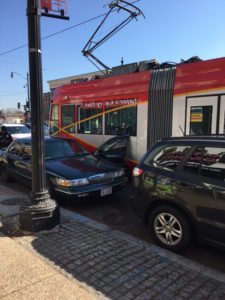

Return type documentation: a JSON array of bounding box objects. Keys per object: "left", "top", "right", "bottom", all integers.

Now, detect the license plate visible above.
[{"left": 100, "top": 187, "right": 112, "bottom": 197}]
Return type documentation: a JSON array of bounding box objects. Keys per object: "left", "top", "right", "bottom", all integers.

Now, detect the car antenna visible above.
[
  {"left": 82, "top": 0, "right": 145, "bottom": 75},
  {"left": 179, "top": 125, "right": 186, "bottom": 136}
]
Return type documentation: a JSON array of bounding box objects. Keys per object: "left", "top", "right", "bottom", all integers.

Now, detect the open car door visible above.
[{"left": 93, "top": 135, "right": 129, "bottom": 172}]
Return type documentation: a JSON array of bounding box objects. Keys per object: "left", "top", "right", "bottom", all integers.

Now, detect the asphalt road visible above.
[{"left": 2, "top": 178, "right": 225, "bottom": 274}]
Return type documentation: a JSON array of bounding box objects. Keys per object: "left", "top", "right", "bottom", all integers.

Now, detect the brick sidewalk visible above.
[
  {"left": 1, "top": 184, "right": 225, "bottom": 299},
  {"left": 2, "top": 209, "right": 224, "bottom": 300}
]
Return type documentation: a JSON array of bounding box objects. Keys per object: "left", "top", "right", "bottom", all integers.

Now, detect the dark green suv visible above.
[{"left": 130, "top": 136, "right": 225, "bottom": 252}]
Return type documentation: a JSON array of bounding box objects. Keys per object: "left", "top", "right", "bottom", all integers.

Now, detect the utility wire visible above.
[
  {"left": 0, "top": 0, "right": 140, "bottom": 57},
  {"left": 0, "top": 12, "right": 118, "bottom": 56},
  {"left": 0, "top": 44, "right": 28, "bottom": 56},
  {"left": 0, "top": 92, "right": 26, "bottom": 97},
  {"left": 0, "top": 13, "right": 108, "bottom": 57}
]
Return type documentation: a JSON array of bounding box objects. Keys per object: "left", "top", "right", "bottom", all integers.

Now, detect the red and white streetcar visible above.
[{"left": 49, "top": 56, "right": 225, "bottom": 169}]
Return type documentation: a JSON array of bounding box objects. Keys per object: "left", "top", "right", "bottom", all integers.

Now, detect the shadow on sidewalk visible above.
[{"left": 28, "top": 212, "right": 172, "bottom": 300}]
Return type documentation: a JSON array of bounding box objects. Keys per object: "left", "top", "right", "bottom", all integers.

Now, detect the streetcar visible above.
[{"left": 49, "top": 56, "right": 225, "bottom": 168}]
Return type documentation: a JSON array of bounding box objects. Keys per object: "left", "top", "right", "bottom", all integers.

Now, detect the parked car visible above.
[
  {"left": 130, "top": 136, "right": 225, "bottom": 252},
  {"left": 0, "top": 124, "right": 31, "bottom": 140},
  {"left": 23, "top": 122, "right": 31, "bottom": 129},
  {"left": 0, "top": 136, "right": 128, "bottom": 201},
  {"left": 24, "top": 122, "right": 49, "bottom": 136}
]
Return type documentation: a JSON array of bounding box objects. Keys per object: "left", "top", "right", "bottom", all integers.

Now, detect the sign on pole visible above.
[{"left": 41, "top": 0, "right": 69, "bottom": 19}]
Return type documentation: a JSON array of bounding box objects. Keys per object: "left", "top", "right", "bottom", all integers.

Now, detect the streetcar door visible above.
[
  {"left": 185, "top": 96, "right": 218, "bottom": 135},
  {"left": 93, "top": 135, "right": 129, "bottom": 168},
  {"left": 93, "top": 135, "right": 129, "bottom": 159},
  {"left": 50, "top": 104, "right": 59, "bottom": 136},
  {"left": 219, "top": 95, "right": 225, "bottom": 134}
]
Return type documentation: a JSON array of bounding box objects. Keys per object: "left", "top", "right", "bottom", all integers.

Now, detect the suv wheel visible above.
[{"left": 149, "top": 205, "right": 192, "bottom": 252}]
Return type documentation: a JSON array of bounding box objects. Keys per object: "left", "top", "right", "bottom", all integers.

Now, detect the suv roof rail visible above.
[{"left": 161, "top": 135, "right": 225, "bottom": 141}]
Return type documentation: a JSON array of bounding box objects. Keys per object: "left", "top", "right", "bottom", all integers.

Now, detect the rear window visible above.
[
  {"left": 201, "top": 148, "right": 225, "bottom": 181},
  {"left": 6, "top": 126, "right": 30, "bottom": 134},
  {"left": 180, "top": 145, "right": 225, "bottom": 181},
  {"left": 143, "top": 145, "right": 191, "bottom": 170}
]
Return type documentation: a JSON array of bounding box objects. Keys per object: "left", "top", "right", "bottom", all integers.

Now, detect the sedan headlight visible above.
[
  {"left": 113, "top": 169, "right": 125, "bottom": 178},
  {"left": 55, "top": 177, "right": 89, "bottom": 187}
]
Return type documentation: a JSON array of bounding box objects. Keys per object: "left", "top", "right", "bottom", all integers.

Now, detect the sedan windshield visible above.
[
  {"left": 45, "top": 139, "right": 89, "bottom": 160},
  {"left": 6, "top": 126, "right": 31, "bottom": 134}
]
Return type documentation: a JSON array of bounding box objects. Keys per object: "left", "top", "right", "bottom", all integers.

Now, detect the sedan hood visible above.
[{"left": 46, "top": 155, "right": 119, "bottom": 180}]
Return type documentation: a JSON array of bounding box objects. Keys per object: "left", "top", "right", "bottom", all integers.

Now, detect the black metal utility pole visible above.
[
  {"left": 26, "top": 72, "right": 31, "bottom": 121},
  {"left": 19, "top": 0, "right": 60, "bottom": 232}
]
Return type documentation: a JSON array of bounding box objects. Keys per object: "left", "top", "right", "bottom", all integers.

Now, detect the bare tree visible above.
[{"left": 3, "top": 108, "right": 24, "bottom": 117}]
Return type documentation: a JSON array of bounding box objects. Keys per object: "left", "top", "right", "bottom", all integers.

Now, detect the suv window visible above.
[
  {"left": 182, "top": 145, "right": 225, "bottom": 181},
  {"left": 144, "top": 145, "right": 191, "bottom": 170},
  {"left": 200, "top": 146, "right": 225, "bottom": 181},
  {"left": 183, "top": 147, "right": 203, "bottom": 175}
]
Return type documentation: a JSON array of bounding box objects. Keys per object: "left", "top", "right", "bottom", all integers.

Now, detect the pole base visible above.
[{"left": 19, "top": 198, "right": 60, "bottom": 233}]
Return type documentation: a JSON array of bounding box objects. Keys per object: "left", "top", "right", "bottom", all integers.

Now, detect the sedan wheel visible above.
[
  {"left": 149, "top": 205, "right": 192, "bottom": 252},
  {"left": 2, "top": 164, "right": 11, "bottom": 182},
  {"left": 46, "top": 180, "right": 58, "bottom": 201}
]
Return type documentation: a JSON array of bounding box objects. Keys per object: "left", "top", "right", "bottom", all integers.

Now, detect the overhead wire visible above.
[
  {"left": 0, "top": 92, "right": 27, "bottom": 97},
  {"left": 0, "top": 0, "right": 140, "bottom": 57}
]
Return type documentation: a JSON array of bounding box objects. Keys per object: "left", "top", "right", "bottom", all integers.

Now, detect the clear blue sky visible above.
[{"left": 1, "top": 0, "right": 225, "bottom": 110}]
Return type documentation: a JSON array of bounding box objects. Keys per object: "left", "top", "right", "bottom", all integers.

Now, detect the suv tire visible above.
[{"left": 149, "top": 205, "right": 192, "bottom": 252}]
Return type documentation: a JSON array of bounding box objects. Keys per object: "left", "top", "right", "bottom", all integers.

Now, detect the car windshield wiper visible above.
[
  {"left": 45, "top": 155, "right": 65, "bottom": 160},
  {"left": 63, "top": 153, "right": 88, "bottom": 158},
  {"left": 45, "top": 152, "right": 89, "bottom": 160}
]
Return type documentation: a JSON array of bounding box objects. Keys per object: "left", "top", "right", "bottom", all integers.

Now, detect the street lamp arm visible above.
[
  {"left": 11, "top": 71, "right": 27, "bottom": 80},
  {"left": 11, "top": 71, "right": 31, "bottom": 121}
]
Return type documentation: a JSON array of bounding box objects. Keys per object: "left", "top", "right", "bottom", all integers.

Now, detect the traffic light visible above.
[{"left": 17, "top": 102, "right": 21, "bottom": 109}]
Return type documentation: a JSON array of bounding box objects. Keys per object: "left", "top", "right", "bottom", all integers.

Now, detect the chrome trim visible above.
[
  {"left": 89, "top": 172, "right": 113, "bottom": 185},
  {"left": 54, "top": 178, "right": 128, "bottom": 195}
]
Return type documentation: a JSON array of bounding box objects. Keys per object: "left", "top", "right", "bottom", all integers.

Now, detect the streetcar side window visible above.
[
  {"left": 50, "top": 104, "right": 59, "bottom": 136},
  {"left": 189, "top": 106, "right": 212, "bottom": 135},
  {"left": 105, "top": 103, "right": 137, "bottom": 136},
  {"left": 224, "top": 111, "right": 225, "bottom": 134},
  {"left": 61, "top": 104, "right": 75, "bottom": 133},
  {"left": 77, "top": 102, "right": 102, "bottom": 134}
]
